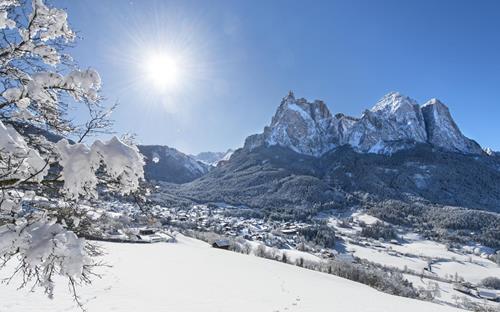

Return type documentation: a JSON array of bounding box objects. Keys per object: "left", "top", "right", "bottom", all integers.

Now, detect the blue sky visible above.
[{"left": 56, "top": 0, "right": 500, "bottom": 154}]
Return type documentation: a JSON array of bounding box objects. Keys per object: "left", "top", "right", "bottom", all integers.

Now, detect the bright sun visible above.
[{"left": 145, "top": 53, "right": 180, "bottom": 91}]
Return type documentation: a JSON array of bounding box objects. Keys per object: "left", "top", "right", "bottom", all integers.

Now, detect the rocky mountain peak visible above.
[
  {"left": 421, "top": 99, "right": 483, "bottom": 154},
  {"left": 273, "top": 92, "right": 332, "bottom": 124},
  {"left": 370, "top": 92, "right": 419, "bottom": 115},
  {"left": 284, "top": 90, "right": 295, "bottom": 101},
  {"left": 346, "top": 92, "right": 427, "bottom": 153},
  {"left": 257, "top": 91, "right": 337, "bottom": 156},
  {"left": 244, "top": 91, "right": 483, "bottom": 157}
]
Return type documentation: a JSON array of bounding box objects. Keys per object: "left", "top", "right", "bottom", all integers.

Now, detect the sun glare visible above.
[{"left": 145, "top": 53, "right": 180, "bottom": 91}]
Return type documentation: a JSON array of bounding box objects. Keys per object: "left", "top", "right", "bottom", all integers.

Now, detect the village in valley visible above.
[{"left": 89, "top": 198, "right": 499, "bottom": 309}]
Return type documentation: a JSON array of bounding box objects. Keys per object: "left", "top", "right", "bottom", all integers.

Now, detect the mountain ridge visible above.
[
  {"left": 244, "top": 91, "right": 483, "bottom": 157},
  {"left": 168, "top": 143, "right": 500, "bottom": 213}
]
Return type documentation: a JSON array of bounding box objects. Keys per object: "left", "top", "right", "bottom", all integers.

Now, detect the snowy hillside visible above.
[{"left": 0, "top": 235, "right": 465, "bottom": 312}]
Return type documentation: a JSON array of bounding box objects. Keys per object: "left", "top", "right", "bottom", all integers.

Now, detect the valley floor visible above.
[{"left": 0, "top": 235, "right": 466, "bottom": 312}]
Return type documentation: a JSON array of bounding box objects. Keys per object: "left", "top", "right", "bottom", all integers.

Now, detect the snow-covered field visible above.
[
  {"left": 332, "top": 218, "right": 500, "bottom": 310},
  {"left": 345, "top": 236, "right": 500, "bottom": 284},
  {"left": 327, "top": 212, "right": 499, "bottom": 286},
  {"left": 0, "top": 235, "right": 465, "bottom": 312}
]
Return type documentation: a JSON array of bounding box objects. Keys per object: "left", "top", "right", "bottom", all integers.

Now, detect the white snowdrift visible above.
[{"left": 0, "top": 235, "right": 465, "bottom": 312}]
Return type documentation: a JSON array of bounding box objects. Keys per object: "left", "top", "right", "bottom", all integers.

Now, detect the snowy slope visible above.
[{"left": 0, "top": 236, "right": 465, "bottom": 312}]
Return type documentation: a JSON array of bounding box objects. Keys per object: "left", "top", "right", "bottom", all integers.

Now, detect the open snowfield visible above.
[
  {"left": 0, "top": 235, "right": 466, "bottom": 312},
  {"left": 347, "top": 242, "right": 429, "bottom": 272}
]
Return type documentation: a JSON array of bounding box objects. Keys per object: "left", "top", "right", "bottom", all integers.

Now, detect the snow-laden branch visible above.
[
  {"left": 0, "top": 0, "right": 146, "bottom": 303},
  {"left": 0, "top": 119, "right": 48, "bottom": 183},
  {"left": 0, "top": 217, "right": 89, "bottom": 298},
  {"left": 0, "top": 0, "right": 73, "bottom": 65},
  {"left": 1, "top": 69, "right": 101, "bottom": 116},
  {"left": 57, "top": 137, "right": 144, "bottom": 200}
]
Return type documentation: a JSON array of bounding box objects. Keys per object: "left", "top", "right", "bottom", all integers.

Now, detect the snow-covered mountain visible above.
[
  {"left": 138, "top": 145, "right": 209, "bottom": 183},
  {"left": 259, "top": 91, "right": 337, "bottom": 156},
  {"left": 245, "top": 91, "right": 483, "bottom": 156},
  {"left": 192, "top": 149, "right": 234, "bottom": 166},
  {"left": 345, "top": 92, "right": 427, "bottom": 154}
]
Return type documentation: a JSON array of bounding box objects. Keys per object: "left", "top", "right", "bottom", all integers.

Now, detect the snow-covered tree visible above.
[{"left": 0, "top": 0, "right": 144, "bottom": 301}]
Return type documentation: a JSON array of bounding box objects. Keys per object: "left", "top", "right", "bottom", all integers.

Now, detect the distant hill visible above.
[
  {"left": 192, "top": 149, "right": 234, "bottom": 166},
  {"left": 138, "top": 145, "right": 209, "bottom": 184}
]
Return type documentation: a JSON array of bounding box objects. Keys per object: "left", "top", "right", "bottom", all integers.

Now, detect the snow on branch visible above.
[
  {"left": 56, "top": 137, "right": 144, "bottom": 200},
  {"left": 0, "top": 0, "right": 146, "bottom": 303},
  {"left": 0, "top": 119, "right": 48, "bottom": 183},
  {"left": 0, "top": 217, "right": 90, "bottom": 298},
  {"left": 28, "top": 0, "right": 75, "bottom": 43},
  {"left": 2, "top": 69, "right": 102, "bottom": 118}
]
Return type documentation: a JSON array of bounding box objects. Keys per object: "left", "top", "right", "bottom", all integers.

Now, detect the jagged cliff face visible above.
[
  {"left": 261, "top": 92, "right": 338, "bottom": 156},
  {"left": 422, "top": 99, "right": 483, "bottom": 154},
  {"left": 245, "top": 91, "right": 483, "bottom": 156}
]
